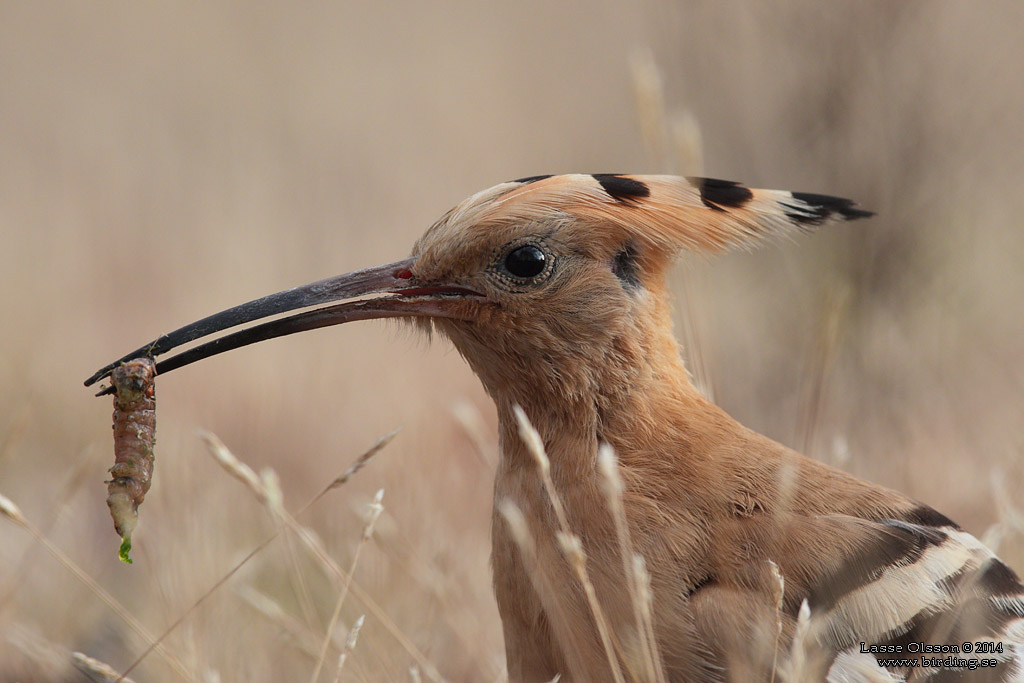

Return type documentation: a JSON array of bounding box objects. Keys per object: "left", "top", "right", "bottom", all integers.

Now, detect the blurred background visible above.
[{"left": 1, "top": 1, "right": 1022, "bottom": 680}]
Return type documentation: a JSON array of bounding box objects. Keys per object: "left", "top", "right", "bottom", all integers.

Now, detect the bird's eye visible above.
[{"left": 503, "top": 245, "right": 547, "bottom": 279}]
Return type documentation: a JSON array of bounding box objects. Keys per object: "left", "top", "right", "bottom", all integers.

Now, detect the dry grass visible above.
[
  {"left": 1, "top": 2, "right": 1023, "bottom": 680},
  {"left": 71, "top": 651, "right": 138, "bottom": 683},
  {"left": 511, "top": 406, "right": 624, "bottom": 683},
  {"left": 597, "top": 445, "right": 666, "bottom": 683}
]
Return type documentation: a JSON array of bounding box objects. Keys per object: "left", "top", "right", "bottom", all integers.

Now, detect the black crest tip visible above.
[
  {"left": 785, "top": 191, "right": 874, "bottom": 225},
  {"left": 689, "top": 177, "right": 754, "bottom": 211},
  {"left": 592, "top": 174, "right": 650, "bottom": 203}
]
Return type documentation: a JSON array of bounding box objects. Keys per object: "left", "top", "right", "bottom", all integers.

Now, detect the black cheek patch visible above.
[
  {"left": 689, "top": 177, "right": 754, "bottom": 211},
  {"left": 784, "top": 192, "right": 875, "bottom": 225},
  {"left": 592, "top": 174, "right": 650, "bottom": 203},
  {"left": 612, "top": 242, "right": 641, "bottom": 291}
]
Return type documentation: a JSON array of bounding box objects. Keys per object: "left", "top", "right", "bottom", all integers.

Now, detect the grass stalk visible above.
[
  {"left": 768, "top": 560, "right": 785, "bottom": 683},
  {"left": 109, "top": 430, "right": 396, "bottom": 681},
  {"left": 236, "top": 585, "right": 325, "bottom": 658},
  {"left": 631, "top": 554, "right": 662, "bottom": 683},
  {"left": 333, "top": 614, "right": 365, "bottom": 682},
  {"left": 513, "top": 406, "right": 625, "bottom": 683},
  {"left": 0, "top": 493, "right": 195, "bottom": 681},
  {"left": 310, "top": 489, "right": 384, "bottom": 683},
  {"left": 201, "top": 434, "right": 448, "bottom": 683},
  {"left": 72, "top": 652, "right": 140, "bottom": 683},
  {"left": 783, "top": 599, "right": 812, "bottom": 683},
  {"left": 596, "top": 445, "right": 666, "bottom": 683}
]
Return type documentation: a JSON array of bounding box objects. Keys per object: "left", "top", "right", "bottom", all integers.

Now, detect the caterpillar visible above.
[{"left": 107, "top": 357, "right": 157, "bottom": 564}]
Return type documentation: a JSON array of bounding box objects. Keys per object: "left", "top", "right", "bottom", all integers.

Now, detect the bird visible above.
[{"left": 87, "top": 174, "right": 1024, "bottom": 682}]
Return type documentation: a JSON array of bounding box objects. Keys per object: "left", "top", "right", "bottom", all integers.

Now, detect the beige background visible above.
[{"left": 1, "top": 2, "right": 1022, "bottom": 680}]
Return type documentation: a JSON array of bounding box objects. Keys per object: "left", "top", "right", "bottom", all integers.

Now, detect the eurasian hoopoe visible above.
[{"left": 88, "top": 174, "right": 1024, "bottom": 682}]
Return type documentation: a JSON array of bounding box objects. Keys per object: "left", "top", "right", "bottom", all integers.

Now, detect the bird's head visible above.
[{"left": 86, "top": 174, "right": 870, "bottom": 414}]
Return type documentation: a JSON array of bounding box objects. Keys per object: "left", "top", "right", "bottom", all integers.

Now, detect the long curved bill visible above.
[{"left": 84, "top": 257, "right": 481, "bottom": 395}]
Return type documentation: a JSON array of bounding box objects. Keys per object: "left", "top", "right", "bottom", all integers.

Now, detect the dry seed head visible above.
[
  {"left": 513, "top": 405, "right": 550, "bottom": 475},
  {"left": 334, "top": 614, "right": 365, "bottom": 682},
  {"left": 513, "top": 406, "right": 575, "bottom": 542},
  {"left": 354, "top": 502, "right": 399, "bottom": 544},
  {"left": 795, "top": 598, "right": 810, "bottom": 638},
  {"left": 327, "top": 428, "right": 399, "bottom": 492},
  {"left": 362, "top": 489, "right": 385, "bottom": 541},
  {"left": 71, "top": 651, "right": 137, "bottom": 683},
  {"left": 632, "top": 554, "right": 652, "bottom": 601},
  {"left": 596, "top": 443, "right": 623, "bottom": 498},
  {"left": 631, "top": 555, "right": 654, "bottom": 602},
  {"left": 498, "top": 499, "right": 535, "bottom": 557},
  {"left": 556, "top": 531, "right": 585, "bottom": 567},
  {"left": 200, "top": 431, "right": 268, "bottom": 504},
  {"left": 783, "top": 598, "right": 812, "bottom": 683},
  {"left": 260, "top": 467, "right": 284, "bottom": 515},
  {"left": 345, "top": 614, "right": 365, "bottom": 651},
  {"left": 0, "top": 492, "right": 27, "bottom": 527},
  {"left": 768, "top": 560, "right": 785, "bottom": 611}
]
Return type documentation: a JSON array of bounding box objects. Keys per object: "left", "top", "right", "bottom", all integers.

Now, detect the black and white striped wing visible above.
[{"left": 795, "top": 513, "right": 1024, "bottom": 682}]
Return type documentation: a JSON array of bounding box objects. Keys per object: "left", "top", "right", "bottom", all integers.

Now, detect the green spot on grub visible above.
[{"left": 118, "top": 536, "right": 133, "bottom": 564}]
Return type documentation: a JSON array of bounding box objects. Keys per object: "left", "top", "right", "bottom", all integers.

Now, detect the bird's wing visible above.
[{"left": 786, "top": 512, "right": 1024, "bottom": 682}]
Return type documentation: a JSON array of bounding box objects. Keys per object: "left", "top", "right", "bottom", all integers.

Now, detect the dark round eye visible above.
[{"left": 504, "top": 245, "right": 547, "bottom": 279}]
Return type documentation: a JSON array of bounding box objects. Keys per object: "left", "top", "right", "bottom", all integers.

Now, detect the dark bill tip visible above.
[
  {"left": 92, "top": 294, "right": 472, "bottom": 396},
  {"left": 85, "top": 257, "right": 417, "bottom": 388}
]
